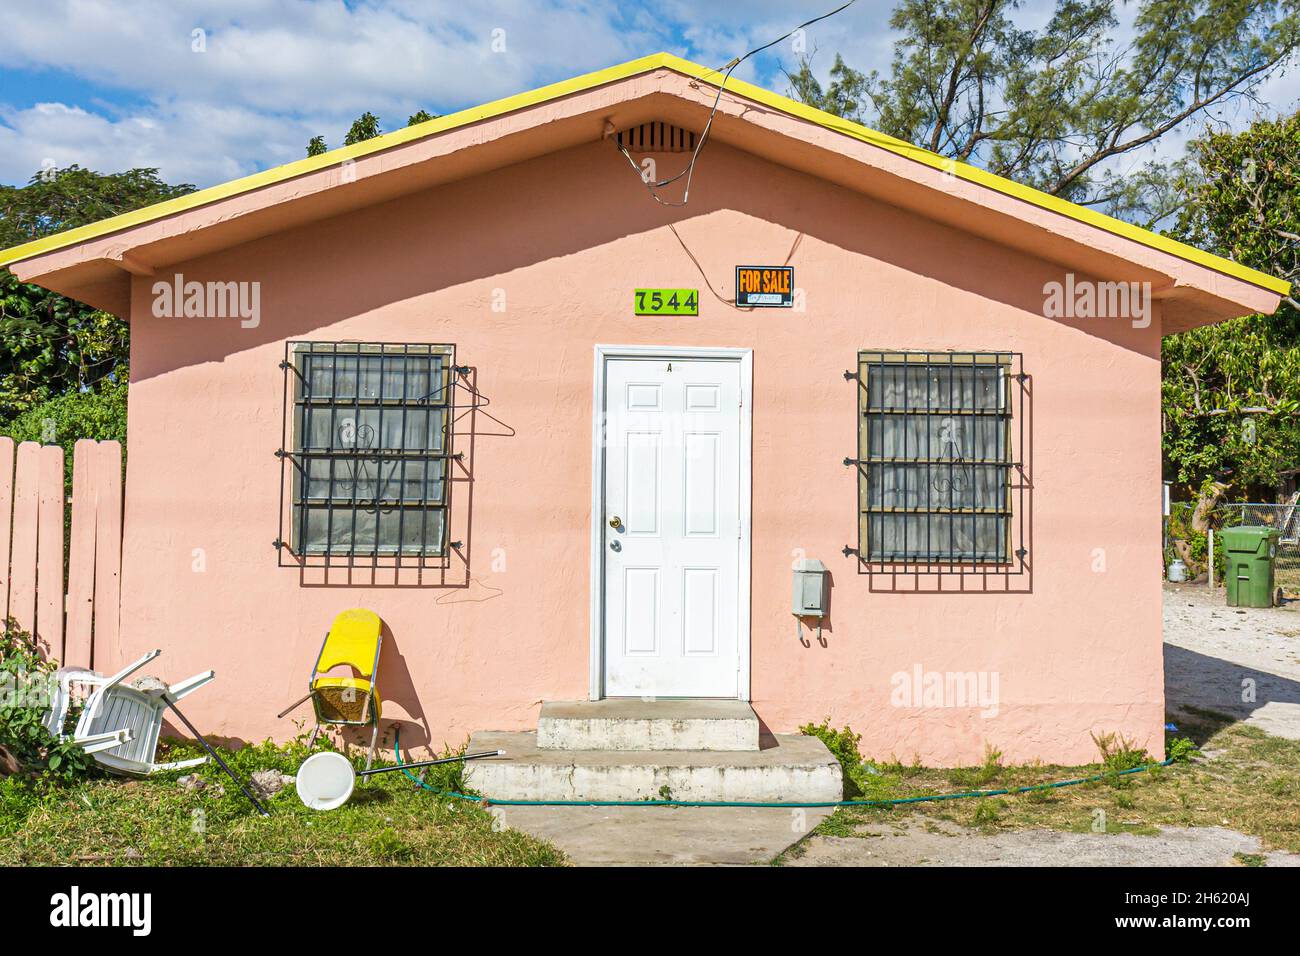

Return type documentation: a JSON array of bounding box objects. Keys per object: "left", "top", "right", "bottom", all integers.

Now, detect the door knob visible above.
[{"left": 609, "top": 516, "right": 623, "bottom": 531}]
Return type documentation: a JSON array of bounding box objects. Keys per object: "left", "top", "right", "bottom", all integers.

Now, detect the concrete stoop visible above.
[
  {"left": 464, "top": 730, "right": 843, "bottom": 803},
  {"left": 537, "top": 699, "right": 760, "bottom": 751}
]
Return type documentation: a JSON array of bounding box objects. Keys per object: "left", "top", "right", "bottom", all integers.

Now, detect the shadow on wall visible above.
[
  {"left": 130, "top": 138, "right": 1160, "bottom": 386},
  {"left": 285, "top": 365, "right": 516, "bottom": 590}
]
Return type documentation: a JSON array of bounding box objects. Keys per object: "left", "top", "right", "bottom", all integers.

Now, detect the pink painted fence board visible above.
[
  {"left": 36, "top": 444, "right": 65, "bottom": 654},
  {"left": 65, "top": 439, "right": 98, "bottom": 666},
  {"left": 8, "top": 441, "right": 41, "bottom": 635},
  {"left": 91, "top": 441, "right": 123, "bottom": 666},
  {"left": 0, "top": 437, "right": 12, "bottom": 622},
  {"left": 0, "top": 438, "right": 122, "bottom": 667}
]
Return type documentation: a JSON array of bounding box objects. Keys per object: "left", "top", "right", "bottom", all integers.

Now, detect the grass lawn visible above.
[
  {"left": 789, "top": 709, "right": 1300, "bottom": 861},
  {"left": 0, "top": 738, "right": 567, "bottom": 867}
]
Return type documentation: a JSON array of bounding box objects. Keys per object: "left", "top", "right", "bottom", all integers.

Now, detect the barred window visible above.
[
  {"left": 282, "top": 342, "right": 454, "bottom": 561},
  {"left": 858, "top": 352, "right": 1013, "bottom": 564}
]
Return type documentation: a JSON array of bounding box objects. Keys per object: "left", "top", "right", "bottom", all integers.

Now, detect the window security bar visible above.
[
  {"left": 845, "top": 350, "right": 1032, "bottom": 591},
  {"left": 274, "top": 341, "right": 467, "bottom": 571}
]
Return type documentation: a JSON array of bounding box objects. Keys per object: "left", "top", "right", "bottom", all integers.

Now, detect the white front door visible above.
[{"left": 600, "top": 354, "right": 744, "bottom": 698}]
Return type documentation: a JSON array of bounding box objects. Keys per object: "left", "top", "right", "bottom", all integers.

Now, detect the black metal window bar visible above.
[
  {"left": 274, "top": 341, "right": 461, "bottom": 570},
  {"left": 844, "top": 351, "right": 1031, "bottom": 588}
]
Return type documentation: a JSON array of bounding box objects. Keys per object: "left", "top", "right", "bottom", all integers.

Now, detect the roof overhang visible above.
[{"left": 1, "top": 53, "right": 1286, "bottom": 332}]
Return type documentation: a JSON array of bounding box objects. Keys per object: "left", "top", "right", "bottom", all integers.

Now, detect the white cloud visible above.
[{"left": 0, "top": 0, "right": 1295, "bottom": 190}]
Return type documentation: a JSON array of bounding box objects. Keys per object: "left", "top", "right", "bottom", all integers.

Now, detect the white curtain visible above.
[
  {"left": 295, "top": 351, "right": 448, "bottom": 555},
  {"left": 865, "top": 363, "right": 1008, "bottom": 562}
]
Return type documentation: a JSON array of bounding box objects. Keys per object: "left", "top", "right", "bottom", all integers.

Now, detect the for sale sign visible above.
[{"left": 735, "top": 266, "right": 793, "bottom": 307}]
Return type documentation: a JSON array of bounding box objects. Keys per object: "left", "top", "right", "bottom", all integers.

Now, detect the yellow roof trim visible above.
[{"left": 0, "top": 51, "right": 1289, "bottom": 297}]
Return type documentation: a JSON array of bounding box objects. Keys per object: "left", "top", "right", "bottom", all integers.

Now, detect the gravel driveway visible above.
[{"left": 1163, "top": 584, "right": 1300, "bottom": 739}]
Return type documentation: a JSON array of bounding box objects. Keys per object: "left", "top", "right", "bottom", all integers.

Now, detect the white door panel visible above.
[{"left": 602, "top": 356, "right": 742, "bottom": 698}]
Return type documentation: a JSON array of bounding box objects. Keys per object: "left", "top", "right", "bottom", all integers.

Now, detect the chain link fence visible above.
[{"left": 1166, "top": 499, "right": 1300, "bottom": 597}]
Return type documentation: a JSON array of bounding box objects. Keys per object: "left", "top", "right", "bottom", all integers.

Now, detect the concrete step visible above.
[
  {"left": 464, "top": 731, "right": 843, "bottom": 803},
  {"left": 536, "top": 699, "right": 760, "bottom": 751}
]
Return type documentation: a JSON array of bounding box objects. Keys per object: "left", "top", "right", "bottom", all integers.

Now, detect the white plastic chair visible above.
[
  {"left": 42, "top": 667, "right": 134, "bottom": 756},
  {"left": 46, "top": 649, "right": 216, "bottom": 776}
]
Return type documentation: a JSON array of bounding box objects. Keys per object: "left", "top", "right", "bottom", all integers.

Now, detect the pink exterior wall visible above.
[{"left": 119, "top": 138, "right": 1163, "bottom": 766}]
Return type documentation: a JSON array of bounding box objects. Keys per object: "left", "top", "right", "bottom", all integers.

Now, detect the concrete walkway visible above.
[
  {"left": 494, "top": 804, "right": 835, "bottom": 866},
  {"left": 1163, "top": 584, "right": 1300, "bottom": 738},
  {"left": 783, "top": 818, "right": 1300, "bottom": 867}
]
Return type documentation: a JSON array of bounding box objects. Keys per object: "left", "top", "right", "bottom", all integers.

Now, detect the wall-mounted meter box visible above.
[{"left": 792, "top": 558, "right": 828, "bottom": 617}]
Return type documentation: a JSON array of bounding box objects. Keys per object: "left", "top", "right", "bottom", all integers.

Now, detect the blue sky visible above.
[{"left": 0, "top": 0, "right": 1296, "bottom": 190}]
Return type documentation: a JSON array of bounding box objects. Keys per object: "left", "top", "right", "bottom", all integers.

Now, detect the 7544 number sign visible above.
[{"left": 634, "top": 288, "right": 699, "bottom": 316}]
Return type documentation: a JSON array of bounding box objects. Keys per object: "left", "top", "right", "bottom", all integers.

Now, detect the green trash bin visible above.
[{"left": 1221, "top": 526, "right": 1280, "bottom": 608}]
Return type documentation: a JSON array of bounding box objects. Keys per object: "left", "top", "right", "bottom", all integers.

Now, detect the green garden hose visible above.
[{"left": 391, "top": 728, "right": 1175, "bottom": 809}]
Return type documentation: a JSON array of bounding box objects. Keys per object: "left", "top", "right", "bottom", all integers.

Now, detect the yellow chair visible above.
[{"left": 302, "top": 609, "right": 383, "bottom": 769}]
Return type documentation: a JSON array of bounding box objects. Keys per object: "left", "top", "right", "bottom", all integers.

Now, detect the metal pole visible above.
[
  {"left": 1208, "top": 528, "right": 1214, "bottom": 590},
  {"left": 276, "top": 690, "right": 315, "bottom": 719},
  {"left": 356, "top": 749, "right": 503, "bottom": 778},
  {"left": 162, "top": 695, "right": 270, "bottom": 816}
]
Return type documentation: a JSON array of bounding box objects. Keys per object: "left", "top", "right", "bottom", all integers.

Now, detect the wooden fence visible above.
[{"left": 0, "top": 437, "right": 123, "bottom": 668}]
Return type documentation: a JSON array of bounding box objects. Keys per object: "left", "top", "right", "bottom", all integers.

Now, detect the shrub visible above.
[
  {"left": 0, "top": 380, "right": 127, "bottom": 492},
  {"left": 0, "top": 618, "right": 93, "bottom": 784},
  {"left": 1092, "top": 730, "right": 1149, "bottom": 774},
  {"left": 800, "top": 720, "right": 868, "bottom": 798}
]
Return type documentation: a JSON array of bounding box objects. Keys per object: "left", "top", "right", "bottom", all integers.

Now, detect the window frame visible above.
[
  {"left": 855, "top": 350, "right": 1017, "bottom": 568},
  {"left": 275, "top": 340, "right": 458, "bottom": 568}
]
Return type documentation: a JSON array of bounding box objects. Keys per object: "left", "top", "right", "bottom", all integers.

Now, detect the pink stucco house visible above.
[{"left": 2, "top": 55, "right": 1286, "bottom": 786}]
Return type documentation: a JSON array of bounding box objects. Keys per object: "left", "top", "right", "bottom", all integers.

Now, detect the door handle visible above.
[{"left": 609, "top": 516, "right": 623, "bottom": 531}]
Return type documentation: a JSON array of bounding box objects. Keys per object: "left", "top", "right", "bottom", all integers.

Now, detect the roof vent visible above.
[{"left": 615, "top": 122, "right": 697, "bottom": 153}]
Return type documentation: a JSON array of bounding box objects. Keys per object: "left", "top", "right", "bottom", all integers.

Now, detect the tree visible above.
[
  {"left": 1161, "top": 112, "right": 1300, "bottom": 564},
  {"left": 786, "top": 0, "right": 1300, "bottom": 225},
  {"left": 305, "top": 109, "right": 440, "bottom": 156},
  {"left": 0, "top": 166, "right": 195, "bottom": 421},
  {"left": 343, "top": 111, "right": 382, "bottom": 146}
]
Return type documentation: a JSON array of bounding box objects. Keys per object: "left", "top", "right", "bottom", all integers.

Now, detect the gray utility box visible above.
[{"left": 792, "top": 558, "right": 828, "bottom": 617}]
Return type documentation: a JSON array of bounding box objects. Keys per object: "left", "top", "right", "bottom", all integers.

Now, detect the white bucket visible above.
[{"left": 295, "top": 751, "right": 357, "bottom": 811}]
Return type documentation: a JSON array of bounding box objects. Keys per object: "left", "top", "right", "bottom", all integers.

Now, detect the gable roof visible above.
[{"left": 1, "top": 52, "right": 1287, "bottom": 327}]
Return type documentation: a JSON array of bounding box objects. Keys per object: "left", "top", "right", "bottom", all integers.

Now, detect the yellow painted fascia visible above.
[{"left": 0, "top": 50, "right": 1289, "bottom": 298}]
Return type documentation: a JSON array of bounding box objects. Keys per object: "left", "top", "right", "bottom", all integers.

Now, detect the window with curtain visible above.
[
  {"left": 858, "top": 352, "right": 1012, "bottom": 564},
  {"left": 287, "top": 342, "right": 453, "bottom": 560}
]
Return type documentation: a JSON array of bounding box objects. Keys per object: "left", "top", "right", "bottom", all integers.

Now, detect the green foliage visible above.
[
  {"left": 0, "top": 166, "right": 194, "bottom": 247},
  {"left": 785, "top": 0, "right": 1300, "bottom": 223},
  {"left": 343, "top": 111, "right": 382, "bottom": 146},
  {"left": 0, "top": 618, "right": 93, "bottom": 785},
  {"left": 971, "top": 797, "right": 1003, "bottom": 827},
  {"left": 1163, "top": 112, "right": 1300, "bottom": 499},
  {"left": 1092, "top": 730, "right": 1150, "bottom": 773},
  {"left": 306, "top": 108, "right": 439, "bottom": 156},
  {"left": 1167, "top": 736, "right": 1201, "bottom": 763},
  {"left": 946, "top": 744, "right": 1005, "bottom": 788},
  {"left": 0, "top": 380, "right": 127, "bottom": 491},
  {"left": 800, "top": 720, "right": 871, "bottom": 798},
  {"left": 0, "top": 165, "right": 194, "bottom": 420},
  {"left": 1166, "top": 502, "right": 1227, "bottom": 579}
]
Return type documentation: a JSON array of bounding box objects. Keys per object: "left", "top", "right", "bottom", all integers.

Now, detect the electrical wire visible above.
[{"left": 617, "top": 0, "right": 860, "bottom": 207}]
